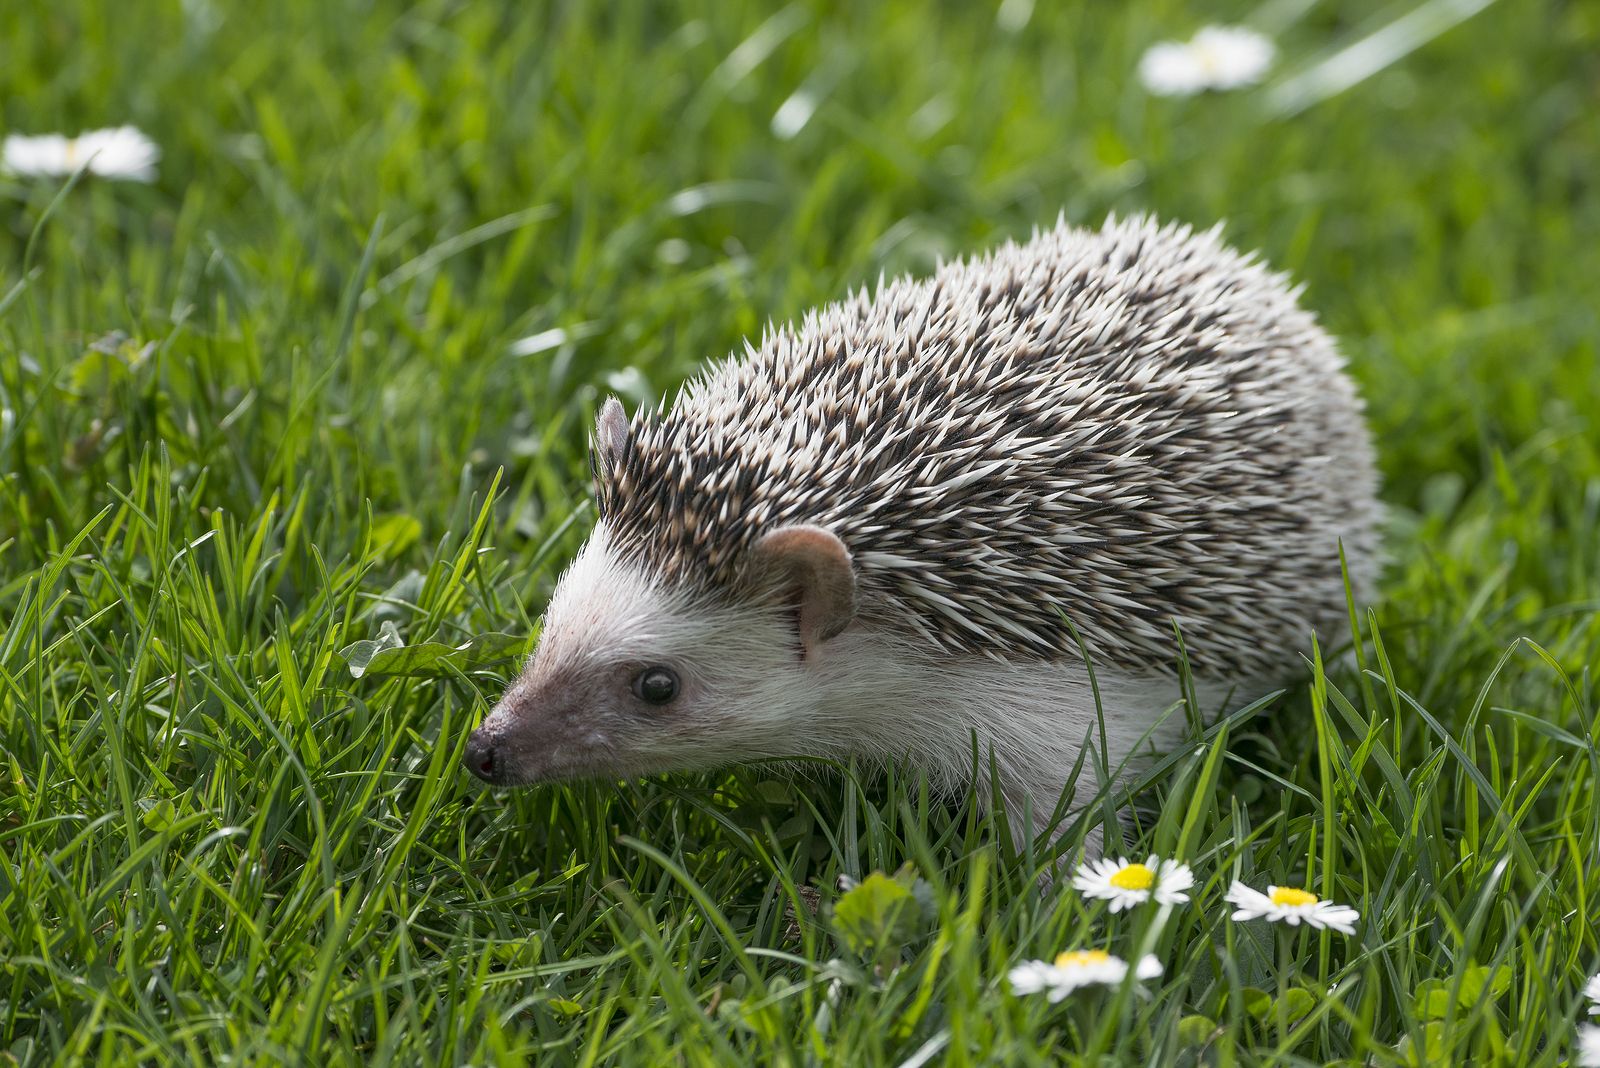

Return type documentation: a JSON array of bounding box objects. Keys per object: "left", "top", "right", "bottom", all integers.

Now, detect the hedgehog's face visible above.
[{"left": 463, "top": 520, "right": 858, "bottom": 787}]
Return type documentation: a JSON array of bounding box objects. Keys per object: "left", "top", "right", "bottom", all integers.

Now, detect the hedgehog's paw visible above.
[{"left": 996, "top": 776, "right": 1108, "bottom": 866}]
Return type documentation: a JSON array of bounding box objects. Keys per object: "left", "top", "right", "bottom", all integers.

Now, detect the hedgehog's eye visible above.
[{"left": 631, "top": 666, "right": 679, "bottom": 705}]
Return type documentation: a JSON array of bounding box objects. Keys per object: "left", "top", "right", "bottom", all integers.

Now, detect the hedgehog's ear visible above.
[
  {"left": 592, "top": 397, "right": 631, "bottom": 483},
  {"left": 751, "top": 525, "right": 856, "bottom": 661}
]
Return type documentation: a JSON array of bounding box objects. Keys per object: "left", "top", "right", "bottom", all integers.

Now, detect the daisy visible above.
[
  {"left": 1225, "top": 880, "right": 1359, "bottom": 935},
  {"left": 1072, "top": 855, "right": 1194, "bottom": 912},
  {"left": 1007, "top": 949, "right": 1163, "bottom": 1002},
  {"left": 2, "top": 126, "right": 160, "bottom": 183},
  {"left": 1580, "top": 1025, "right": 1600, "bottom": 1068},
  {"left": 1138, "top": 26, "right": 1275, "bottom": 97},
  {"left": 1586, "top": 972, "right": 1600, "bottom": 1015}
]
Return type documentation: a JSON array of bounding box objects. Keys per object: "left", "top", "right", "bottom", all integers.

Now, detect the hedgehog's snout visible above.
[
  {"left": 465, "top": 681, "right": 546, "bottom": 786},
  {"left": 467, "top": 673, "right": 605, "bottom": 786},
  {"left": 463, "top": 727, "right": 502, "bottom": 784}
]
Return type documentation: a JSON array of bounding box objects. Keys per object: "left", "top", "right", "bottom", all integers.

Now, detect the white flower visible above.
[
  {"left": 1579, "top": 1025, "right": 1600, "bottom": 1068},
  {"left": 1007, "top": 949, "right": 1163, "bottom": 1002},
  {"left": 1225, "top": 880, "right": 1359, "bottom": 935},
  {"left": 1138, "top": 26, "right": 1275, "bottom": 97},
  {"left": 2, "top": 126, "right": 160, "bottom": 182},
  {"left": 1072, "top": 855, "right": 1194, "bottom": 912},
  {"left": 1585, "top": 972, "right": 1600, "bottom": 1015}
]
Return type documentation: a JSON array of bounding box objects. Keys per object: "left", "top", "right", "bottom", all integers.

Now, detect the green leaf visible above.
[
  {"left": 339, "top": 620, "right": 404, "bottom": 676},
  {"left": 492, "top": 936, "right": 542, "bottom": 966},
  {"left": 1177, "top": 1014, "right": 1219, "bottom": 1046},
  {"left": 370, "top": 570, "right": 426, "bottom": 625},
  {"left": 64, "top": 335, "right": 153, "bottom": 398},
  {"left": 1459, "top": 964, "right": 1510, "bottom": 1003},
  {"left": 831, "top": 870, "right": 921, "bottom": 966},
  {"left": 753, "top": 779, "right": 794, "bottom": 805},
  {"left": 1278, "top": 987, "right": 1315, "bottom": 1022},
  {"left": 1415, "top": 983, "right": 1452, "bottom": 1020},
  {"left": 369, "top": 513, "right": 422, "bottom": 559},
  {"left": 1416, "top": 965, "right": 1509, "bottom": 1020},
  {"left": 140, "top": 798, "right": 176, "bottom": 831},
  {"left": 339, "top": 621, "right": 528, "bottom": 679},
  {"left": 1396, "top": 1021, "right": 1447, "bottom": 1066}
]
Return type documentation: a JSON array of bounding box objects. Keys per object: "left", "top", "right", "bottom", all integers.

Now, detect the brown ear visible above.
[
  {"left": 593, "top": 397, "right": 630, "bottom": 479},
  {"left": 751, "top": 525, "right": 857, "bottom": 660}
]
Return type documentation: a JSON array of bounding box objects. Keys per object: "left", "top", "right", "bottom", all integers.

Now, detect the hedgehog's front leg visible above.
[
  {"left": 995, "top": 759, "right": 1133, "bottom": 862},
  {"left": 951, "top": 664, "right": 1204, "bottom": 860}
]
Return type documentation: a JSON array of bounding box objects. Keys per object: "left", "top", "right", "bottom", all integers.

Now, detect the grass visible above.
[{"left": 2, "top": 0, "right": 1599, "bottom": 1063}]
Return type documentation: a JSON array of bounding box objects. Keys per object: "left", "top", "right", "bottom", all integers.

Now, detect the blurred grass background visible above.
[{"left": 2, "top": 0, "right": 1598, "bottom": 1063}]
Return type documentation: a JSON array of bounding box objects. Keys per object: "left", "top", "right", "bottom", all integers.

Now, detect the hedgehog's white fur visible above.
[
  {"left": 476, "top": 215, "right": 1381, "bottom": 840},
  {"left": 531, "top": 523, "right": 1226, "bottom": 830}
]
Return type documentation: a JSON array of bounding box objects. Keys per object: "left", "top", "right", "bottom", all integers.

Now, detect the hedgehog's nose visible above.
[{"left": 463, "top": 728, "right": 501, "bottom": 784}]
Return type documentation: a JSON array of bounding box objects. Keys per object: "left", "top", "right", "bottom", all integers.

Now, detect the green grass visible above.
[{"left": 3, "top": 0, "right": 1599, "bottom": 1063}]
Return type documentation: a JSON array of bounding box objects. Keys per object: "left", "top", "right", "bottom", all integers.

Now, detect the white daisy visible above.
[
  {"left": 1138, "top": 25, "right": 1275, "bottom": 97},
  {"left": 1580, "top": 1025, "right": 1600, "bottom": 1068},
  {"left": 1585, "top": 972, "right": 1600, "bottom": 1015},
  {"left": 2, "top": 126, "right": 160, "bottom": 183},
  {"left": 1007, "top": 949, "right": 1163, "bottom": 1002},
  {"left": 1225, "top": 880, "right": 1359, "bottom": 935},
  {"left": 1071, "top": 855, "right": 1194, "bottom": 912}
]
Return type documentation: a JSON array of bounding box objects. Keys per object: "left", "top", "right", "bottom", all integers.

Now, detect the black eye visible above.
[{"left": 631, "top": 666, "right": 679, "bottom": 705}]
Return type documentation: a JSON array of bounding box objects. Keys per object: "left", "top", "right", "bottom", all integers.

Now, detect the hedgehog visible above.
[{"left": 464, "top": 215, "right": 1381, "bottom": 841}]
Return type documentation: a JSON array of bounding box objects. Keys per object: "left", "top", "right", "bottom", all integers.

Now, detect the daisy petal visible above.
[
  {"left": 1137, "top": 25, "right": 1275, "bottom": 97},
  {"left": 1227, "top": 879, "right": 1359, "bottom": 936},
  {"left": 1007, "top": 960, "right": 1055, "bottom": 995},
  {"left": 1, "top": 125, "right": 160, "bottom": 183},
  {"left": 1580, "top": 1025, "right": 1600, "bottom": 1068}
]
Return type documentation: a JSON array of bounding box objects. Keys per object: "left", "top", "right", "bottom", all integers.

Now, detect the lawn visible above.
[{"left": 3, "top": 0, "right": 1599, "bottom": 1063}]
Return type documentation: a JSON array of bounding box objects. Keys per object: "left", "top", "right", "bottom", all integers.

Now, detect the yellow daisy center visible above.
[
  {"left": 1269, "top": 886, "right": 1319, "bottom": 907},
  {"left": 1108, "top": 863, "right": 1156, "bottom": 891},
  {"left": 1053, "top": 950, "right": 1112, "bottom": 969}
]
